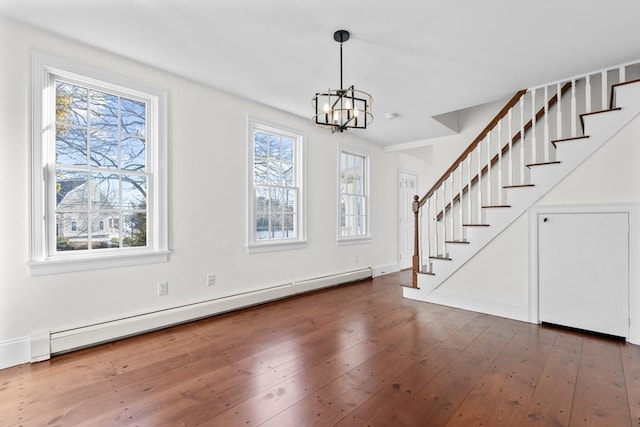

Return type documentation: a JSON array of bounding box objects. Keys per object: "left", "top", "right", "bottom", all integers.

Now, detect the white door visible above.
[
  {"left": 538, "top": 212, "right": 629, "bottom": 337},
  {"left": 399, "top": 172, "right": 417, "bottom": 269}
]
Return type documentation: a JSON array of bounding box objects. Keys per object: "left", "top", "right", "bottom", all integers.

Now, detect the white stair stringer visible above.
[{"left": 404, "top": 80, "right": 640, "bottom": 303}]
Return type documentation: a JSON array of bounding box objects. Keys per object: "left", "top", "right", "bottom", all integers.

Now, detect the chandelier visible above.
[{"left": 312, "top": 30, "right": 373, "bottom": 133}]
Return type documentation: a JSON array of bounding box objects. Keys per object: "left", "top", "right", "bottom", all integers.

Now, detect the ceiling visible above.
[{"left": 1, "top": 0, "right": 639, "bottom": 147}]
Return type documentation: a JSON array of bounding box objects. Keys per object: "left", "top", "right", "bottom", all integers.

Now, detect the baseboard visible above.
[
  {"left": 0, "top": 336, "right": 30, "bottom": 369},
  {"left": 45, "top": 268, "right": 372, "bottom": 359},
  {"left": 424, "top": 288, "right": 530, "bottom": 323},
  {"left": 372, "top": 263, "right": 400, "bottom": 277}
]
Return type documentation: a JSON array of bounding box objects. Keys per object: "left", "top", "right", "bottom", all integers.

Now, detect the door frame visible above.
[
  {"left": 398, "top": 170, "right": 418, "bottom": 270},
  {"left": 528, "top": 203, "right": 640, "bottom": 344}
]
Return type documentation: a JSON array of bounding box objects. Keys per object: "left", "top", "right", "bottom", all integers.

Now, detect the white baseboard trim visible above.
[
  {"left": 0, "top": 336, "right": 30, "bottom": 369},
  {"left": 43, "top": 268, "right": 372, "bottom": 360},
  {"left": 372, "top": 263, "right": 400, "bottom": 277},
  {"left": 424, "top": 288, "right": 530, "bottom": 323}
]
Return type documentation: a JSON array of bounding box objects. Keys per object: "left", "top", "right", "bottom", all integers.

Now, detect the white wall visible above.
[
  {"left": 436, "top": 114, "right": 640, "bottom": 312},
  {"left": 0, "top": 19, "right": 426, "bottom": 367},
  {"left": 400, "top": 97, "right": 510, "bottom": 190}
]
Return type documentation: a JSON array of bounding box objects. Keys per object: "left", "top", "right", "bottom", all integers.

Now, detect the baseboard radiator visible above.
[{"left": 43, "top": 267, "right": 372, "bottom": 359}]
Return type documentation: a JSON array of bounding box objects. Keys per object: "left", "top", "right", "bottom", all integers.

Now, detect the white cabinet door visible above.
[{"left": 538, "top": 212, "right": 629, "bottom": 337}]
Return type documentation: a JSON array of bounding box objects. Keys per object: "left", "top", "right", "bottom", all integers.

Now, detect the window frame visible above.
[
  {"left": 337, "top": 147, "right": 371, "bottom": 244},
  {"left": 247, "top": 117, "right": 306, "bottom": 253},
  {"left": 29, "top": 53, "right": 169, "bottom": 275}
]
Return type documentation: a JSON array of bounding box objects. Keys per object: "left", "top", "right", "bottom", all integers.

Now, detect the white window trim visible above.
[
  {"left": 337, "top": 145, "right": 372, "bottom": 245},
  {"left": 247, "top": 116, "right": 307, "bottom": 253},
  {"left": 28, "top": 52, "right": 169, "bottom": 275}
]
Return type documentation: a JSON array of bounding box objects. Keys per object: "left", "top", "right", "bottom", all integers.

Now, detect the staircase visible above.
[{"left": 404, "top": 61, "right": 640, "bottom": 306}]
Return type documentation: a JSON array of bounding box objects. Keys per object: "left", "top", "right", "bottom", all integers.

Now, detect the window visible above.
[
  {"left": 339, "top": 150, "right": 369, "bottom": 241},
  {"left": 248, "top": 118, "right": 305, "bottom": 251},
  {"left": 29, "top": 54, "right": 168, "bottom": 275}
]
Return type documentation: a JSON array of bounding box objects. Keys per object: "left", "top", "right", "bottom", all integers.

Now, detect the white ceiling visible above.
[{"left": 1, "top": 0, "right": 639, "bottom": 147}]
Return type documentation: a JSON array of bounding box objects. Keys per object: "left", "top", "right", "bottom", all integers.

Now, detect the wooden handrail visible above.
[
  {"left": 418, "top": 89, "right": 527, "bottom": 208},
  {"left": 433, "top": 81, "right": 573, "bottom": 220}
]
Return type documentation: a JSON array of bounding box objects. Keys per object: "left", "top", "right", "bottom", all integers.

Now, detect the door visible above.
[
  {"left": 538, "top": 212, "right": 629, "bottom": 337},
  {"left": 399, "top": 172, "right": 417, "bottom": 269}
]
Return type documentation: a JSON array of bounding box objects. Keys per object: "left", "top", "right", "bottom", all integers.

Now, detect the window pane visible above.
[
  {"left": 255, "top": 187, "right": 269, "bottom": 214},
  {"left": 271, "top": 213, "right": 282, "bottom": 237},
  {"left": 255, "top": 214, "right": 269, "bottom": 239},
  {"left": 90, "top": 90, "right": 119, "bottom": 131},
  {"left": 56, "top": 126, "right": 88, "bottom": 166},
  {"left": 282, "top": 163, "right": 294, "bottom": 186},
  {"left": 254, "top": 132, "right": 268, "bottom": 157},
  {"left": 267, "top": 134, "right": 280, "bottom": 159},
  {"left": 122, "top": 212, "right": 147, "bottom": 247},
  {"left": 90, "top": 214, "right": 118, "bottom": 249},
  {"left": 89, "top": 130, "right": 118, "bottom": 168},
  {"left": 281, "top": 138, "right": 294, "bottom": 163},
  {"left": 91, "top": 173, "right": 120, "bottom": 210},
  {"left": 121, "top": 136, "right": 146, "bottom": 171},
  {"left": 254, "top": 158, "right": 268, "bottom": 184},
  {"left": 121, "top": 98, "right": 146, "bottom": 137},
  {"left": 283, "top": 213, "right": 296, "bottom": 238},
  {"left": 56, "top": 169, "right": 89, "bottom": 211},
  {"left": 270, "top": 188, "right": 282, "bottom": 213},
  {"left": 122, "top": 175, "right": 147, "bottom": 210},
  {"left": 267, "top": 162, "right": 283, "bottom": 185},
  {"left": 56, "top": 211, "right": 89, "bottom": 251},
  {"left": 56, "top": 81, "right": 87, "bottom": 126}
]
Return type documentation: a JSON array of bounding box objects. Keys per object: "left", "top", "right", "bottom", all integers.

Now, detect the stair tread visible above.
[
  {"left": 551, "top": 135, "right": 590, "bottom": 148},
  {"left": 503, "top": 184, "right": 535, "bottom": 189},
  {"left": 482, "top": 205, "right": 511, "bottom": 208},
  {"left": 429, "top": 255, "right": 452, "bottom": 260},
  {"left": 445, "top": 240, "right": 470, "bottom": 244},
  {"left": 463, "top": 223, "right": 490, "bottom": 227},
  {"left": 580, "top": 107, "right": 622, "bottom": 131},
  {"left": 526, "top": 161, "right": 561, "bottom": 168}
]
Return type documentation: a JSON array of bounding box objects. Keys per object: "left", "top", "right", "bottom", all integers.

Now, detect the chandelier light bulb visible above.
[
  {"left": 345, "top": 99, "right": 352, "bottom": 110},
  {"left": 323, "top": 103, "right": 330, "bottom": 113}
]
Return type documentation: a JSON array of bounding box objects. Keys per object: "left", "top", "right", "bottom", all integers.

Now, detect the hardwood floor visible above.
[{"left": 1, "top": 270, "right": 639, "bottom": 426}]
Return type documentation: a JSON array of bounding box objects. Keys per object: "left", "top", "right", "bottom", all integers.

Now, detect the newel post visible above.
[{"left": 412, "top": 195, "right": 420, "bottom": 287}]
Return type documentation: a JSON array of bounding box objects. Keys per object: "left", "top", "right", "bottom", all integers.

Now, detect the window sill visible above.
[
  {"left": 337, "top": 236, "right": 373, "bottom": 246},
  {"left": 28, "top": 250, "right": 170, "bottom": 276},
  {"left": 247, "top": 239, "right": 307, "bottom": 254}
]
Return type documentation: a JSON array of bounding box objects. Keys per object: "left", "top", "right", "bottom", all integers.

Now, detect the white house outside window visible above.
[
  {"left": 339, "top": 150, "right": 369, "bottom": 240},
  {"left": 248, "top": 118, "right": 305, "bottom": 252},
  {"left": 29, "top": 54, "right": 168, "bottom": 275}
]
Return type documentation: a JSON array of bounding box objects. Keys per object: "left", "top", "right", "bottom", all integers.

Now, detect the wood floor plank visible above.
[
  {"left": 570, "top": 335, "right": 632, "bottom": 426},
  {"left": 378, "top": 316, "right": 521, "bottom": 426},
  {"left": 446, "top": 322, "right": 557, "bottom": 426},
  {"left": 0, "top": 270, "right": 637, "bottom": 426},
  {"left": 88, "top": 282, "right": 417, "bottom": 426},
  {"left": 520, "top": 329, "right": 583, "bottom": 426},
  {"left": 330, "top": 311, "right": 496, "bottom": 426},
  {"left": 620, "top": 342, "right": 640, "bottom": 425}
]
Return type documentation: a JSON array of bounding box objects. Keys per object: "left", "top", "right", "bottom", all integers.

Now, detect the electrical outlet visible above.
[
  {"left": 157, "top": 281, "right": 168, "bottom": 296},
  {"left": 207, "top": 273, "right": 215, "bottom": 286}
]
